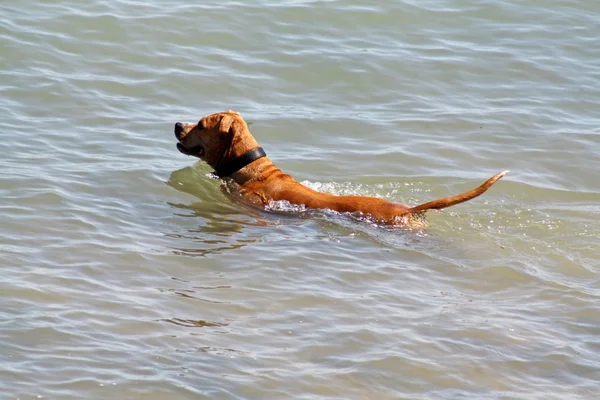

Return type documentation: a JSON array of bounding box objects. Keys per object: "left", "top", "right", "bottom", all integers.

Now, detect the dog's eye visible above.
[{"left": 197, "top": 120, "right": 204, "bottom": 130}]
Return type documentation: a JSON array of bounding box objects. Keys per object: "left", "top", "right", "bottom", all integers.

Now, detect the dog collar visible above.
[{"left": 214, "top": 147, "right": 267, "bottom": 178}]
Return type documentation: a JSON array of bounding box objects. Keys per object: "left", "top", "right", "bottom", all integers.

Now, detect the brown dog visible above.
[{"left": 174, "top": 110, "right": 507, "bottom": 227}]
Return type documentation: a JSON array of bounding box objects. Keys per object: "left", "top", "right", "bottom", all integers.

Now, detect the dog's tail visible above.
[{"left": 407, "top": 170, "right": 508, "bottom": 214}]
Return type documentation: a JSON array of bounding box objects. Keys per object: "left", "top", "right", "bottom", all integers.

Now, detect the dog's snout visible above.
[{"left": 174, "top": 122, "right": 184, "bottom": 139}]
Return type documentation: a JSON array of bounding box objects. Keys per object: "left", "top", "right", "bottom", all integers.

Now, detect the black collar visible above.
[{"left": 214, "top": 147, "right": 267, "bottom": 178}]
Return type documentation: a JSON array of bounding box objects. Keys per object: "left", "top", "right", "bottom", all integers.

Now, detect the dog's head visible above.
[{"left": 174, "top": 110, "right": 259, "bottom": 170}]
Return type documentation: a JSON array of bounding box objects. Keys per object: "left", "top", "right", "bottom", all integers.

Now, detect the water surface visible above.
[{"left": 1, "top": 1, "right": 599, "bottom": 399}]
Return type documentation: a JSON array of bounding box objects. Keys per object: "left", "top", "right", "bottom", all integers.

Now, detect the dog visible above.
[{"left": 174, "top": 110, "right": 507, "bottom": 227}]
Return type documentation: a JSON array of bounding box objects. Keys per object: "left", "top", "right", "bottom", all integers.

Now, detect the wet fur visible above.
[{"left": 174, "top": 110, "right": 507, "bottom": 227}]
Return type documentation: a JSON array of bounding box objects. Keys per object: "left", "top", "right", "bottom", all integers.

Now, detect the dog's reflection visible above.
[{"left": 166, "top": 164, "right": 280, "bottom": 257}]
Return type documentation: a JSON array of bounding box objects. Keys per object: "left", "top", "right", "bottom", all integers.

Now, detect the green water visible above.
[{"left": 1, "top": 1, "right": 599, "bottom": 399}]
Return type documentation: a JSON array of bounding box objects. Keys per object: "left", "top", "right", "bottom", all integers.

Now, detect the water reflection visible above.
[
  {"left": 166, "top": 165, "right": 278, "bottom": 257},
  {"left": 159, "top": 287, "right": 229, "bottom": 304},
  {"left": 158, "top": 278, "right": 235, "bottom": 336},
  {"left": 162, "top": 318, "right": 229, "bottom": 328}
]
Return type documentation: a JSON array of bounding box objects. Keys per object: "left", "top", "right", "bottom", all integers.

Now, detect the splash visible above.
[{"left": 265, "top": 199, "right": 307, "bottom": 213}]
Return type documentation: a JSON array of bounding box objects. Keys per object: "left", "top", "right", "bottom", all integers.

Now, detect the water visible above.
[{"left": 1, "top": 1, "right": 599, "bottom": 399}]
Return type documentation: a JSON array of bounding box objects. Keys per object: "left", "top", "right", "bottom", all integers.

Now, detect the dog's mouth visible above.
[{"left": 176, "top": 142, "right": 204, "bottom": 158}]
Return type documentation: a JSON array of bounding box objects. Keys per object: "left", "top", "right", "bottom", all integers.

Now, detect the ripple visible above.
[{"left": 2, "top": 0, "right": 600, "bottom": 398}]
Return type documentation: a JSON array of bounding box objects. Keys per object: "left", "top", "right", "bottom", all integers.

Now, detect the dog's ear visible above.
[{"left": 219, "top": 114, "right": 236, "bottom": 134}]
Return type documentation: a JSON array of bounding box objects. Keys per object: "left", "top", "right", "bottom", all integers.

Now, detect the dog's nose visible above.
[{"left": 174, "top": 122, "right": 184, "bottom": 139}]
